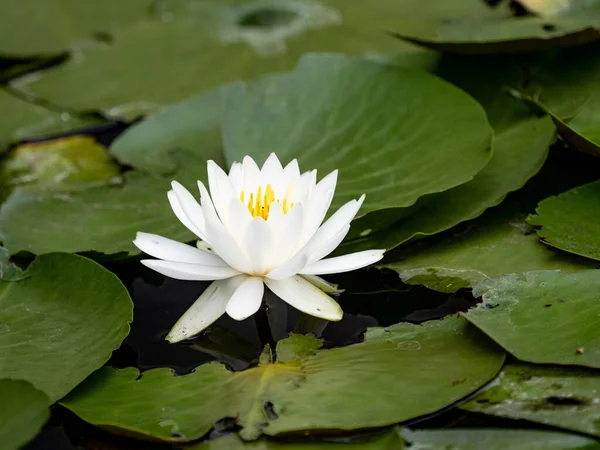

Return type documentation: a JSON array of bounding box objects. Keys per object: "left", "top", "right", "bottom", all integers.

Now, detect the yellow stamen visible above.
[{"left": 239, "top": 183, "right": 294, "bottom": 220}]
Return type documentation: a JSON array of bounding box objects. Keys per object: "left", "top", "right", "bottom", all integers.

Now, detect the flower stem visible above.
[{"left": 254, "top": 298, "right": 276, "bottom": 352}]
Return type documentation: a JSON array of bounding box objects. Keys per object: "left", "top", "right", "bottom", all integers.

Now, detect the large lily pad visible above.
[
  {"left": 62, "top": 318, "right": 504, "bottom": 442},
  {"left": 465, "top": 270, "right": 600, "bottom": 367},
  {"left": 528, "top": 180, "right": 600, "bottom": 262},
  {"left": 401, "top": 428, "right": 600, "bottom": 450},
  {"left": 462, "top": 363, "right": 600, "bottom": 437},
  {"left": 13, "top": 0, "right": 424, "bottom": 119},
  {"left": 222, "top": 54, "right": 493, "bottom": 213},
  {"left": 381, "top": 205, "right": 596, "bottom": 294},
  {"left": 0, "top": 0, "right": 155, "bottom": 55},
  {"left": 0, "top": 253, "right": 133, "bottom": 401},
  {"left": 0, "top": 379, "right": 50, "bottom": 450},
  {"left": 390, "top": 0, "right": 600, "bottom": 54}
]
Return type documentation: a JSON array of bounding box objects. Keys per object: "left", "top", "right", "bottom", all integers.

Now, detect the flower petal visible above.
[
  {"left": 300, "top": 250, "right": 385, "bottom": 275},
  {"left": 133, "top": 232, "right": 227, "bottom": 265},
  {"left": 264, "top": 275, "right": 343, "bottom": 321},
  {"left": 225, "top": 276, "right": 264, "bottom": 321},
  {"left": 245, "top": 217, "right": 274, "bottom": 275},
  {"left": 207, "top": 160, "right": 237, "bottom": 225},
  {"left": 241, "top": 155, "right": 261, "bottom": 196},
  {"left": 300, "top": 274, "right": 340, "bottom": 294},
  {"left": 274, "top": 202, "right": 304, "bottom": 263},
  {"left": 167, "top": 190, "right": 205, "bottom": 240},
  {"left": 261, "top": 153, "right": 284, "bottom": 182},
  {"left": 299, "top": 170, "right": 338, "bottom": 247},
  {"left": 265, "top": 253, "right": 308, "bottom": 280},
  {"left": 166, "top": 275, "right": 247, "bottom": 343},
  {"left": 171, "top": 181, "right": 207, "bottom": 239},
  {"left": 229, "top": 161, "right": 243, "bottom": 192},
  {"left": 141, "top": 259, "right": 240, "bottom": 280}
]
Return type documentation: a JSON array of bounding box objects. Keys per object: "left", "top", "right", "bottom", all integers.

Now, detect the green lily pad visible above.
[
  {"left": 0, "top": 379, "right": 50, "bottom": 450},
  {"left": 1, "top": 135, "right": 122, "bottom": 197},
  {"left": 518, "top": 0, "right": 600, "bottom": 18},
  {"left": 462, "top": 362, "right": 600, "bottom": 437},
  {"left": 0, "top": 88, "right": 98, "bottom": 150},
  {"left": 0, "top": 0, "right": 155, "bottom": 56},
  {"left": 0, "top": 253, "right": 133, "bottom": 401},
  {"left": 465, "top": 270, "right": 600, "bottom": 367},
  {"left": 390, "top": 0, "right": 600, "bottom": 54},
  {"left": 222, "top": 54, "right": 493, "bottom": 213},
  {"left": 191, "top": 429, "right": 404, "bottom": 449},
  {"left": 381, "top": 204, "right": 596, "bottom": 293},
  {"left": 0, "top": 246, "right": 25, "bottom": 281},
  {"left": 62, "top": 318, "right": 504, "bottom": 442},
  {"left": 529, "top": 180, "right": 600, "bottom": 262},
  {"left": 401, "top": 428, "right": 600, "bottom": 450},
  {"left": 13, "top": 0, "right": 425, "bottom": 119}
]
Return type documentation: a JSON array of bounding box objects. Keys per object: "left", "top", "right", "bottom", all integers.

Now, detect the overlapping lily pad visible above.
[
  {"left": 529, "top": 180, "right": 600, "bottom": 261},
  {"left": 462, "top": 363, "right": 600, "bottom": 437},
  {"left": 12, "top": 1, "right": 423, "bottom": 119},
  {"left": 62, "top": 318, "right": 504, "bottom": 442},
  {"left": 0, "top": 253, "right": 133, "bottom": 401},
  {"left": 465, "top": 270, "right": 600, "bottom": 367},
  {"left": 0, "top": 0, "right": 155, "bottom": 55},
  {"left": 0, "top": 379, "right": 50, "bottom": 450},
  {"left": 390, "top": 0, "right": 600, "bottom": 54},
  {"left": 400, "top": 428, "right": 600, "bottom": 450}
]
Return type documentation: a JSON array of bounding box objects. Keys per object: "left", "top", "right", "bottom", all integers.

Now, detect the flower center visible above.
[{"left": 240, "top": 183, "right": 293, "bottom": 220}]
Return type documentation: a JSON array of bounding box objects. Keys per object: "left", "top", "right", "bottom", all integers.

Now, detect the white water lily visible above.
[{"left": 133, "top": 154, "right": 384, "bottom": 343}]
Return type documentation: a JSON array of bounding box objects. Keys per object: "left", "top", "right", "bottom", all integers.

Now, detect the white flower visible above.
[{"left": 133, "top": 153, "right": 384, "bottom": 343}]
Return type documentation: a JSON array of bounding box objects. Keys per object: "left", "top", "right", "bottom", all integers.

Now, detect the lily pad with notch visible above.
[{"left": 61, "top": 318, "right": 504, "bottom": 442}]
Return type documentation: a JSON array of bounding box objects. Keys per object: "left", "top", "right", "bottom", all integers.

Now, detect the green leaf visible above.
[
  {"left": 464, "top": 270, "right": 600, "bottom": 367},
  {"left": 518, "top": 0, "right": 600, "bottom": 17},
  {"left": 0, "top": 246, "right": 25, "bottom": 281},
  {"left": 400, "top": 428, "right": 600, "bottom": 450},
  {"left": 0, "top": 379, "right": 50, "bottom": 450},
  {"left": 0, "top": 253, "right": 133, "bottom": 401},
  {"left": 529, "top": 180, "right": 600, "bottom": 262},
  {"left": 462, "top": 362, "right": 600, "bottom": 437},
  {"left": 0, "top": 89, "right": 98, "bottom": 149},
  {"left": 62, "top": 318, "right": 504, "bottom": 442},
  {"left": 1, "top": 135, "right": 122, "bottom": 197},
  {"left": 190, "top": 429, "right": 404, "bottom": 449},
  {"left": 0, "top": 0, "right": 155, "bottom": 55},
  {"left": 380, "top": 205, "right": 596, "bottom": 293},
  {"left": 222, "top": 54, "right": 493, "bottom": 214},
  {"left": 390, "top": 0, "right": 600, "bottom": 54},
  {"left": 13, "top": 0, "right": 423, "bottom": 119}
]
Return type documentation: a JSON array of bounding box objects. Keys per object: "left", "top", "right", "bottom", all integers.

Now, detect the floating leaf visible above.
[
  {"left": 465, "top": 270, "right": 600, "bottom": 367},
  {"left": 401, "top": 428, "right": 600, "bottom": 450},
  {"left": 529, "top": 179, "right": 600, "bottom": 261},
  {"left": 0, "top": 253, "right": 133, "bottom": 401},
  {"left": 462, "top": 363, "right": 600, "bottom": 437},
  {"left": 1, "top": 135, "right": 122, "bottom": 197},
  {"left": 222, "top": 54, "right": 493, "bottom": 214},
  {"left": 62, "top": 318, "right": 504, "bottom": 442},
  {"left": 0, "top": 0, "right": 155, "bottom": 55},
  {"left": 518, "top": 0, "right": 600, "bottom": 18},
  {"left": 13, "top": 0, "right": 424, "bottom": 119},
  {"left": 0, "top": 379, "right": 50, "bottom": 450}
]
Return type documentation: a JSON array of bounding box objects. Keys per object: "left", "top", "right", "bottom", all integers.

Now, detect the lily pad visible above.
[
  {"left": 222, "top": 54, "right": 493, "bottom": 213},
  {"left": 1, "top": 135, "right": 122, "bottom": 197},
  {"left": 390, "top": 0, "right": 600, "bottom": 54},
  {"left": 529, "top": 180, "right": 600, "bottom": 262},
  {"left": 0, "top": 0, "right": 155, "bottom": 55},
  {"left": 191, "top": 429, "right": 404, "bottom": 449},
  {"left": 0, "top": 253, "right": 133, "bottom": 401},
  {"left": 0, "top": 88, "right": 97, "bottom": 149},
  {"left": 62, "top": 318, "right": 504, "bottom": 442},
  {"left": 13, "top": 0, "right": 424, "bottom": 119},
  {"left": 401, "top": 428, "right": 600, "bottom": 450},
  {"left": 462, "top": 362, "right": 600, "bottom": 437},
  {"left": 0, "top": 379, "right": 50, "bottom": 450},
  {"left": 465, "top": 270, "right": 600, "bottom": 367},
  {"left": 381, "top": 205, "right": 596, "bottom": 293}
]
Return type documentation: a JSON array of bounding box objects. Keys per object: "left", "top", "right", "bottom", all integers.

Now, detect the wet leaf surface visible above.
[
  {"left": 465, "top": 270, "right": 600, "bottom": 367},
  {"left": 0, "top": 379, "right": 50, "bottom": 450},
  {"left": 529, "top": 180, "right": 600, "bottom": 262},
  {"left": 62, "top": 318, "right": 504, "bottom": 442},
  {"left": 462, "top": 363, "right": 600, "bottom": 437},
  {"left": 0, "top": 253, "right": 133, "bottom": 401}
]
